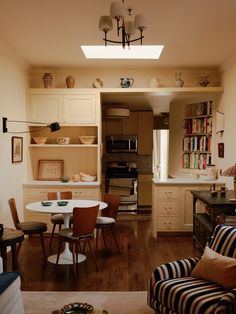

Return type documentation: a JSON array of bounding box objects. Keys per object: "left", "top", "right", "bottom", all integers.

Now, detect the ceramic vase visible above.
[
  {"left": 43, "top": 72, "right": 53, "bottom": 88},
  {"left": 175, "top": 71, "right": 184, "bottom": 87},
  {"left": 66, "top": 75, "right": 75, "bottom": 88}
]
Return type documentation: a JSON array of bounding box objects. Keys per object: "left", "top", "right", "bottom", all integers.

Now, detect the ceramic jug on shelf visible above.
[{"left": 120, "top": 77, "right": 134, "bottom": 88}]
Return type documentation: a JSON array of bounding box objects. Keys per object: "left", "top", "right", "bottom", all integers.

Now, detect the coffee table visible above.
[{"left": 52, "top": 309, "right": 108, "bottom": 314}]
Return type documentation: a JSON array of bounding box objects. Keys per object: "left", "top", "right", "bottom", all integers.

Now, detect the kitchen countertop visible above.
[
  {"left": 23, "top": 180, "right": 101, "bottom": 187},
  {"left": 152, "top": 177, "right": 225, "bottom": 185}
]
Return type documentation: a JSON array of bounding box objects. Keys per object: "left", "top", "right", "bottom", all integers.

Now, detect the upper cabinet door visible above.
[
  {"left": 122, "top": 111, "right": 138, "bottom": 135},
  {"left": 138, "top": 111, "right": 153, "bottom": 155},
  {"left": 63, "top": 94, "right": 97, "bottom": 125},
  {"left": 30, "top": 94, "right": 62, "bottom": 123}
]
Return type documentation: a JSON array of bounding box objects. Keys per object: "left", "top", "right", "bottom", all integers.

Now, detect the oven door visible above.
[{"left": 106, "top": 178, "right": 137, "bottom": 211}]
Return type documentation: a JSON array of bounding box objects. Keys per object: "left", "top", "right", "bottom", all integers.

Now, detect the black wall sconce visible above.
[{"left": 2, "top": 117, "right": 60, "bottom": 134}]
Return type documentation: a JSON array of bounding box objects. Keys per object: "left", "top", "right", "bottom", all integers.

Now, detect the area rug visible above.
[{"left": 22, "top": 291, "right": 153, "bottom": 314}]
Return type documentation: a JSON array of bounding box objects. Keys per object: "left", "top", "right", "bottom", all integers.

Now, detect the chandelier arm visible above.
[{"left": 103, "top": 35, "right": 144, "bottom": 45}]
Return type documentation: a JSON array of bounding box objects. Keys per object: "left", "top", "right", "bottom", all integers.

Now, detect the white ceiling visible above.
[{"left": 0, "top": 0, "right": 236, "bottom": 69}]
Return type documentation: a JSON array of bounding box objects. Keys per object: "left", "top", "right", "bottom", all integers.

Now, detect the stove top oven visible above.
[{"left": 106, "top": 161, "right": 137, "bottom": 211}]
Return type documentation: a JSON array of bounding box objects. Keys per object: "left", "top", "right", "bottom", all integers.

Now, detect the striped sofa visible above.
[{"left": 147, "top": 225, "right": 236, "bottom": 314}]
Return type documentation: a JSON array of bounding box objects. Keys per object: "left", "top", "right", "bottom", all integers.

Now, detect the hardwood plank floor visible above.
[{"left": 7, "top": 219, "right": 202, "bottom": 291}]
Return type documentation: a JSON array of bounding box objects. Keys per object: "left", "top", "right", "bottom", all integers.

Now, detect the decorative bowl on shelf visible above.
[
  {"left": 79, "top": 136, "right": 96, "bottom": 145},
  {"left": 80, "top": 172, "right": 96, "bottom": 182},
  {"left": 56, "top": 137, "right": 70, "bottom": 145},
  {"left": 33, "top": 137, "right": 47, "bottom": 144},
  {"left": 61, "top": 175, "right": 70, "bottom": 182}
]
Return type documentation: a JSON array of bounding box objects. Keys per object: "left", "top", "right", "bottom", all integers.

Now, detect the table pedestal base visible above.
[
  {"left": 48, "top": 243, "right": 86, "bottom": 265},
  {"left": 48, "top": 252, "right": 86, "bottom": 265}
]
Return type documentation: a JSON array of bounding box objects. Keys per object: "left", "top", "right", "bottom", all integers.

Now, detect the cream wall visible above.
[
  {"left": 216, "top": 54, "right": 236, "bottom": 189},
  {"left": 0, "top": 41, "right": 29, "bottom": 227}
]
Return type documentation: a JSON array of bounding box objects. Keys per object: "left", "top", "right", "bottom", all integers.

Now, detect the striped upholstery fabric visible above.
[{"left": 147, "top": 225, "right": 236, "bottom": 314}]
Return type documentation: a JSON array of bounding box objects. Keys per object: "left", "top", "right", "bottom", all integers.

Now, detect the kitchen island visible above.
[{"left": 152, "top": 177, "right": 225, "bottom": 237}]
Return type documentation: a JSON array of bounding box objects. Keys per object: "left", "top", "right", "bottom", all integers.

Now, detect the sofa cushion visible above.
[
  {"left": 191, "top": 246, "right": 236, "bottom": 289},
  {"left": 0, "top": 272, "right": 20, "bottom": 294},
  {"left": 154, "top": 276, "right": 235, "bottom": 314}
]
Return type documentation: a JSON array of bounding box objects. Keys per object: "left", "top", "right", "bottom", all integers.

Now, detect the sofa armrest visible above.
[
  {"left": 217, "top": 289, "right": 236, "bottom": 314},
  {"left": 147, "top": 257, "right": 200, "bottom": 308}
]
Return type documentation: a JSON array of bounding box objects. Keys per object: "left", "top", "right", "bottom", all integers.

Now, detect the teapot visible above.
[{"left": 120, "top": 77, "right": 134, "bottom": 88}]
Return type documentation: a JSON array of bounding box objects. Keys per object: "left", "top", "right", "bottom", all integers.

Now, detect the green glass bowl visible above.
[{"left": 57, "top": 201, "right": 68, "bottom": 206}]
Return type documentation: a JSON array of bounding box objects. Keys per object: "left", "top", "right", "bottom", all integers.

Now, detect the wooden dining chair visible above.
[
  {"left": 56, "top": 204, "right": 99, "bottom": 277},
  {"left": 47, "top": 191, "right": 73, "bottom": 251},
  {"left": 95, "top": 193, "right": 121, "bottom": 254},
  {"left": 8, "top": 198, "right": 47, "bottom": 259}
]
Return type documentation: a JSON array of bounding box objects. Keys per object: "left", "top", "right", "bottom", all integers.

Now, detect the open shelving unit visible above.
[{"left": 182, "top": 101, "right": 212, "bottom": 169}]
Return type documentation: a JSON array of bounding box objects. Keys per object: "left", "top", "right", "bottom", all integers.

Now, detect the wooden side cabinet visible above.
[{"left": 137, "top": 111, "right": 153, "bottom": 155}]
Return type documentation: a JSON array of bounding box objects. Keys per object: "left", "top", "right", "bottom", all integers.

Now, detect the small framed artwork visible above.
[
  {"left": 218, "top": 142, "right": 224, "bottom": 158},
  {"left": 38, "top": 160, "right": 64, "bottom": 181},
  {"left": 12, "top": 136, "right": 23, "bottom": 163}
]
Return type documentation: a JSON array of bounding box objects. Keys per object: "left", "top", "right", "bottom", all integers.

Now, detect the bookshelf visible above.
[{"left": 182, "top": 101, "right": 212, "bottom": 169}]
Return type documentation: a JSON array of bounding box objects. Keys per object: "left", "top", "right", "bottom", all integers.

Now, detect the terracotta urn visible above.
[
  {"left": 66, "top": 75, "right": 75, "bottom": 88},
  {"left": 43, "top": 72, "right": 53, "bottom": 88}
]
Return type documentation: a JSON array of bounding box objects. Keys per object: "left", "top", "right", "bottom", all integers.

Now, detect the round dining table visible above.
[{"left": 26, "top": 199, "right": 107, "bottom": 265}]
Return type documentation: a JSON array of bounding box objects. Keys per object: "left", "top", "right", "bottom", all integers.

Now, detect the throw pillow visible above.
[{"left": 191, "top": 246, "right": 236, "bottom": 289}]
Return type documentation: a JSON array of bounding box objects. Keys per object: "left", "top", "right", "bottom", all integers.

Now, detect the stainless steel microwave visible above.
[{"left": 106, "top": 136, "right": 138, "bottom": 153}]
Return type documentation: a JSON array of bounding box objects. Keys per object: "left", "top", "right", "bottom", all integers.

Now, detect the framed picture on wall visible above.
[
  {"left": 38, "top": 160, "right": 64, "bottom": 180},
  {"left": 12, "top": 136, "right": 23, "bottom": 163}
]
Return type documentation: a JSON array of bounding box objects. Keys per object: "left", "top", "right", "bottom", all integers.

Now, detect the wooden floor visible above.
[{"left": 8, "top": 218, "right": 202, "bottom": 291}]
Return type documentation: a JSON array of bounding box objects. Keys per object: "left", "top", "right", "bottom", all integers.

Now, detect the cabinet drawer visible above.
[
  {"left": 157, "top": 201, "right": 178, "bottom": 215},
  {"left": 157, "top": 187, "right": 179, "bottom": 199},
  {"left": 24, "top": 187, "right": 58, "bottom": 199},
  {"left": 157, "top": 216, "right": 178, "bottom": 230},
  {"left": 70, "top": 188, "right": 97, "bottom": 199}
]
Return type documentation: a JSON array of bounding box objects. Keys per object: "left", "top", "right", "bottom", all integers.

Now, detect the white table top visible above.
[{"left": 26, "top": 199, "right": 107, "bottom": 214}]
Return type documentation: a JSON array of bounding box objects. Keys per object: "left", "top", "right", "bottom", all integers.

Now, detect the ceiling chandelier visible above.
[{"left": 99, "top": 0, "right": 147, "bottom": 49}]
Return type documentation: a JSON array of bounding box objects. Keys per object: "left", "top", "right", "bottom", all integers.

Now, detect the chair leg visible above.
[
  {"left": 101, "top": 229, "right": 107, "bottom": 248},
  {"left": 88, "top": 240, "right": 98, "bottom": 271},
  {"left": 96, "top": 228, "right": 100, "bottom": 252},
  {"left": 110, "top": 226, "right": 121, "bottom": 254},
  {"left": 56, "top": 238, "right": 62, "bottom": 265},
  {"left": 49, "top": 223, "right": 57, "bottom": 252},
  {"left": 72, "top": 243, "right": 77, "bottom": 277},
  {"left": 39, "top": 232, "right": 46, "bottom": 259}
]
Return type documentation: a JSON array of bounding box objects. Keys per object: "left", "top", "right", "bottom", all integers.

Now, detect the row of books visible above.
[
  {"left": 183, "top": 136, "right": 212, "bottom": 152},
  {"left": 184, "top": 117, "right": 212, "bottom": 134},
  {"left": 182, "top": 152, "right": 211, "bottom": 169},
  {"left": 184, "top": 101, "right": 212, "bottom": 117},
  {"left": 216, "top": 213, "right": 236, "bottom": 226}
]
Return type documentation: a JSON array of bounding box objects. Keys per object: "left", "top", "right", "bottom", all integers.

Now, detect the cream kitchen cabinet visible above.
[
  {"left": 28, "top": 89, "right": 99, "bottom": 125},
  {"left": 23, "top": 185, "right": 100, "bottom": 231},
  {"left": 152, "top": 184, "right": 180, "bottom": 236},
  {"left": 152, "top": 180, "right": 224, "bottom": 237}
]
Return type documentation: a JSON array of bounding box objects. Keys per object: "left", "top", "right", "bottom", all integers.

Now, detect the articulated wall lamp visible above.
[{"left": 2, "top": 117, "right": 61, "bottom": 134}]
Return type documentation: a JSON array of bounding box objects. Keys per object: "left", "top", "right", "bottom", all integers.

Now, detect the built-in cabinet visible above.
[
  {"left": 29, "top": 91, "right": 98, "bottom": 125},
  {"left": 152, "top": 181, "right": 223, "bottom": 237},
  {"left": 24, "top": 89, "right": 102, "bottom": 225},
  {"left": 182, "top": 101, "right": 212, "bottom": 169},
  {"left": 104, "top": 110, "right": 153, "bottom": 155}
]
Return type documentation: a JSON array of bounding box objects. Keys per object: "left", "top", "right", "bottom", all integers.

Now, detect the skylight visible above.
[{"left": 81, "top": 45, "right": 164, "bottom": 59}]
